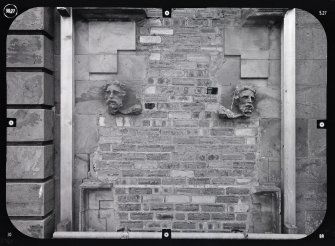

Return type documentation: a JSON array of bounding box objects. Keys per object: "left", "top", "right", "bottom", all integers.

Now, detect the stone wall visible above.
[
  {"left": 73, "top": 8, "right": 285, "bottom": 233},
  {"left": 295, "top": 9, "right": 327, "bottom": 235},
  {"left": 6, "top": 7, "right": 55, "bottom": 238}
]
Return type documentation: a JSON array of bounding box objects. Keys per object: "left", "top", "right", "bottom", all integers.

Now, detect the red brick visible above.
[
  {"left": 117, "top": 195, "right": 140, "bottom": 203},
  {"left": 201, "top": 204, "right": 225, "bottom": 212},
  {"left": 216, "top": 196, "right": 239, "bottom": 203},
  {"left": 188, "top": 213, "right": 210, "bottom": 220},
  {"left": 236, "top": 213, "right": 248, "bottom": 221},
  {"left": 189, "top": 178, "right": 210, "bottom": 185},
  {"left": 173, "top": 222, "right": 196, "bottom": 229},
  {"left": 130, "top": 212, "right": 153, "bottom": 220},
  {"left": 175, "top": 213, "right": 185, "bottom": 220},
  {"left": 211, "top": 213, "right": 235, "bottom": 220},
  {"left": 122, "top": 170, "right": 144, "bottom": 177},
  {"left": 138, "top": 178, "right": 161, "bottom": 185},
  {"left": 226, "top": 187, "right": 249, "bottom": 195},
  {"left": 156, "top": 213, "right": 174, "bottom": 220},
  {"left": 151, "top": 204, "right": 174, "bottom": 211},
  {"left": 129, "top": 188, "right": 152, "bottom": 194},
  {"left": 118, "top": 204, "right": 141, "bottom": 211},
  {"left": 176, "top": 204, "right": 199, "bottom": 211},
  {"left": 147, "top": 153, "right": 170, "bottom": 160},
  {"left": 120, "top": 221, "right": 143, "bottom": 229}
]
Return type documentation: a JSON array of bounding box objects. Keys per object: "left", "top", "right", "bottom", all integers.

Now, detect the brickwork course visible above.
[{"left": 6, "top": 7, "right": 327, "bottom": 238}]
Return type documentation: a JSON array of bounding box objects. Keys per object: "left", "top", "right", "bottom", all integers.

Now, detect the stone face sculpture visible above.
[
  {"left": 218, "top": 85, "right": 256, "bottom": 119},
  {"left": 104, "top": 80, "right": 142, "bottom": 115}
]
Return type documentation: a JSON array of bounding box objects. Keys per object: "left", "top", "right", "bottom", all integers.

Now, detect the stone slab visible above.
[
  {"left": 74, "top": 20, "right": 89, "bottom": 55},
  {"left": 9, "top": 7, "right": 54, "bottom": 37},
  {"left": 308, "top": 119, "right": 326, "bottom": 157},
  {"left": 260, "top": 119, "right": 281, "bottom": 157},
  {"left": 255, "top": 86, "right": 280, "bottom": 118},
  {"left": 241, "top": 60, "right": 269, "bottom": 78},
  {"left": 6, "top": 179, "right": 54, "bottom": 216},
  {"left": 296, "top": 27, "right": 327, "bottom": 60},
  {"left": 11, "top": 213, "right": 54, "bottom": 238},
  {"left": 140, "top": 36, "right": 162, "bottom": 44},
  {"left": 296, "top": 119, "right": 308, "bottom": 157},
  {"left": 75, "top": 114, "right": 98, "bottom": 154},
  {"left": 7, "top": 35, "right": 53, "bottom": 71},
  {"left": 296, "top": 59, "right": 327, "bottom": 86},
  {"left": 6, "top": 145, "right": 53, "bottom": 179},
  {"left": 89, "top": 54, "right": 117, "bottom": 73},
  {"left": 89, "top": 21, "right": 136, "bottom": 53},
  {"left": 224, "top": 27, "right": 242, "bottom": 55},
  {"left": 150, "top": 28, "right": 174, "bottom": 35},
  {"left": 114, "top": 53, "right": 147, "bottom": 81},
  {"left": 211, "top": 56, "right": 240, "bottom": 86},
  {"left": 7, "top": 72, "right": 54, "bottom": 105},
  {"left": 75, "top": 55, "right": 90, "bottom": 80},
  {"left": 7, "top": 109, "right": 54, "bottom": 141},
  {"left": 74, "top": 154, "right": 89, "bottom": 180},
  {"left": 241, "top": 27, "right": 269, "bottom": 54},
  {"left": 296, "top": 158, "right": 326, "bottom": 183}
]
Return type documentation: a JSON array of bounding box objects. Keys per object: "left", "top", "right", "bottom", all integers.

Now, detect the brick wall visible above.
[
  {"left": 6, "top": 7, "right": 55, "bottom": 238},
  {"left": 73, "top": 8, "right": 284, "bottom": 233}
]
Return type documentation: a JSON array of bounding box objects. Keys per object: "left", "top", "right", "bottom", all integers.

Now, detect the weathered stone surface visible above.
[
  {"left": 296, "top": 158, "right": 326, "bottom": 183},
  {"left": 9, "top": 7, "right": 54, "bottom": 36},
  {"left": 89, "top": 21, "right": 136, "bottom": 53},
  {"left": 75, "top": 114, "right": 98, "bottom": 154},
  {"left": 308, "top": 119, "right": 326, "bottom": 157},
  {"left": 114, "top": 53, "right": 147, "bottom": 81},
  {"left": 7, "top": 35, "right": 53, "bottom": 70},
  {"left": 224, "top": 27, "right": 242, "bottom": 55},
  {"left": 140, "top": 36, "right": 162, "bottom": 44},
  {"left": 75, "top": 20, "right": 89, "bottom": 55},
  {"left": 211, "top": 56, "right": 240, "bottom": 86},
  {"left": 11, "top": 213, "right": 54, "bottom": 238},
  {"left": 305, "top": 210, "right": 326, "bottom": 235},
  {"left": 150, "top": 28, "right": 173, "bottom": 35},
  {"left": 260, "top": 119, "right": 280, "bottom": 157},
  {"left": 75, "top": 55, "right": 90, "bottom": 80},
  {"left": 255, "top": 86, "right": 280, "bottom": 118},
  {"left": 6, "top": 179, "right": 54, "bottom": 216},
  {"left": 6, "top": 145, "right": 53, "bottom": 179},
  {"left": 7, "top": 109, "right": 53, "bottom": 141},
  {"left": 241, "top": 60, "right": 268, "bottom": 78},
  {"left": 296, "top": 119, "right": 308, "bottom": 157},
  {"left": 296, "top": 183, "right": 327, "bottom": 210},
  {"left": 296, "top": 27, "right": 327, "bottom": 60},
  {"left": 74, "top": 154, "right": 89, "bottom": 180},
  {"left": 7, "top": 72, "right": 54, "bottom": 105},
  {"left": 89, "top": 54, "right": 117, "bottom": 73},
  {"left": 268, "top": 158, "right": 280, "bottom": 183},
  {"left": 296, "top": 59, "right": 327, "bottom": 86}
]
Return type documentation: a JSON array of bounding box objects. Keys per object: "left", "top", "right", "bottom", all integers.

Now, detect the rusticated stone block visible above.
[
  {"left": 6, "top": 179, "right": 54, "bottom": 216},
  {"left": 11, "top": 213, "right": 54, "bottom": 238},
  {"left": 9, "top": 7, "right": 54, "bottom": 36},
  {"left": 7, "top": 109, "right": 53, "bottom": 141},
  {"left": 7, "top": 72, "right": 54, "bottom": 105},
  {"left": 7, "top": 35, "right": 53, "bottom": 70},
  {"left": 6, "top": 145, "right": 53, "bottom": 179}
]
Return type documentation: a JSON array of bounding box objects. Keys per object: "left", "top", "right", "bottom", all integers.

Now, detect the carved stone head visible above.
[
  {"left": 233, "top": 85, "right": 256, "bottom": 117},
  {"left": 104, "top": 81, "right": 127, "bottom": 115}
]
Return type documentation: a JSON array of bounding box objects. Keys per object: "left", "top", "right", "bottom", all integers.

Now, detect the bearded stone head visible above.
[
  {"left": 233, "top": 85, "right": 256, "bottom": 117},
  {"left": 104, "top": 81, "right": 127, "bottom": 115}
]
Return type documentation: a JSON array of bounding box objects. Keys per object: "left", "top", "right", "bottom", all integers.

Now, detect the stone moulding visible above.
[{"left": 79, "top": 179, "right": 113, "bottom": 232}]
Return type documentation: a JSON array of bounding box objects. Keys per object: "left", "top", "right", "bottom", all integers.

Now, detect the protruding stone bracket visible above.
[
  {"left": 251, "top": 185, "right": 281, "bottom": 233},
  {"left": 79, "top": 179, "right": 113, "bottom": 232}
]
